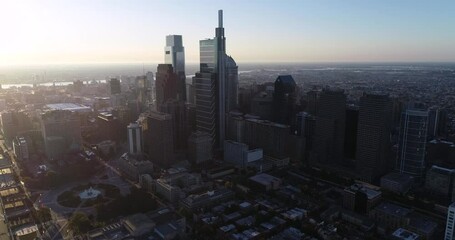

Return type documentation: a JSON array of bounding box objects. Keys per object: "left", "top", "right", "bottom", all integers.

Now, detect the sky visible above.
[{"left": 0, "top": 0, "right": 454, "bottom": 65}]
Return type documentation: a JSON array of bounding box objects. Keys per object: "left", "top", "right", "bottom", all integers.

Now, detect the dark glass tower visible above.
[
  {"left": 273, "top": 75, "right": 296, "bottom": 125},
  {"left": 193, "top": 10, "right": 238, "bottom": 149},
  {"left": 155, "top": 64, "right": 178, "bottom": 106},
  {"left": 397, "top": 109, "right": 428, "bottom": 181},
  {"left": 165, "top": 35, "right": 186, "bottom": 102},
  {"left": 311, "top": 88, "right": 346, "bottom": 166},
  {"left": 356, "top": 93, "right": 392, "bottom": 183}
]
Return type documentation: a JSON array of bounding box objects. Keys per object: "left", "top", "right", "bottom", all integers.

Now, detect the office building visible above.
[
  {"left": 159, "top": 100, "right": 187, "bottom": 152},
  {"left": 226, "top": 55, "right": 238, "bottom": 112},
  {"left": 251, "top": 89, "right": 274, "bottom": 120},
  {"left": 146, "top": 71, "right": 155, "bottom": 101},
  {"left": 40, "top": 110, "right": 82, "bottom": 160},
  {"left": 109, "top": 78, "right": 121, "bottom": 95},
  {"left": 428, "top": 107, "right": 448, "bottom": 139},
  {"left": 97, "top": 112, "right": 121, "bottom": 143},
  {"left": 13, "top": 136, "right": 29, "bottom": 161},
  {"left": 311, "top": 88, "right": 346, "bottom": 166},
  {"left": 165, "top": 35, "right": 186, "bottom": 101},
  {"left": 155, "top": 64, "right": 178, "bottom": 106},
  {"left": 369, "top": 202, "right": 412, "bottom": 230},
  {"left": 397, "top": 109, "right": 428, "bottom": 181},
  {"left": 193, "top": 10, "right": 238, "bottom": 149},
  {"left": 446, "top": 202, "right": 455, "bottom": 240},
  {"left": 118, "top": 153, "right": 153, "bottom": 182},
  {"left": 224, "top": 140, "right": 263, "bottom": 167},
  {"left": 273, "top": 75, "right": 296, "bottom": 125},
  {"left": 356, "top": 93, "right": 393, "bottom": 183},
  {"left": 187, "top": 131, "right": 212, "bottom": 165},
  {"left": 344, "top": 106, "right": 358, "bottom": 161},
  {"left": 343, "top": 183, "right": 382, "bottom": 214},
  {"left": 127, "top": 122, "right": 142, "bottom": 155},
  {"left": 0, "top": 111, "right": 32, "bottom": 143},
  {"left": 147, "top": 111, "right": 174, "bottom": 167},
  {"left": 226, "top": 113, "right": 245, "bottom": 142},
  {"left": 243, "top": 118, "right": 290, "bottom": 159},
  {"left": 425, "top": 165, "right": 455, "bottom": 202}
]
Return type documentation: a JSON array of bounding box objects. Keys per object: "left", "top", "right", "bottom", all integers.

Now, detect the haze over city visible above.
[
  {"left": 1, "top": 0, "right": 455, "bottom": 66},
  {"left": 2, "top": 1, "right": 455, "bottom": 240}
]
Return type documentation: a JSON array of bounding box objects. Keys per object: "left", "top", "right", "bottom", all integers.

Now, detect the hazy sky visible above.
[{"left": 0, "top": 0, "right": 454, "bottom": 65}]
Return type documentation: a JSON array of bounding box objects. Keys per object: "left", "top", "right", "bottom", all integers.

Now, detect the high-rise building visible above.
[
  {"left": 226, "top": 55, "right": 238, "bottom": 112},
  {"left": 147, "top": 111, "right": 174, "bottom": 167},
  {"left": 428, "top": 107, "right": 448, "bottom": 139},
  {"left": 445, "top": 202, "right": 455, "bottom": 240},
  {"left": 165, "top": 35, "right": 186, "bottom": 102},
  {"left": 273, "top": 75, "right": 296, "bottom": 125},
  {"left": 396, "top": 109, "right": 428, "bottom": 181},
  {"left": 155, "top": 64, "right": 178, "bottom": 106},
  {"left": 344, "top": 106, "right": 359, "bottom": 161},
  {"left": 193, "top": 10, "right": 238, "bottom": 149},
  {"left": 109, "top": 78, "right": 121, "bottom": 95},
  {"left": 187, "top": 131, "right": 212, "bottom": 165},
  {"left": 127, "top": 122, "right": 142, "bottom": 155},
  {"left": 40, "top": 110, "right": 82, "bottom": 160},
  {"left": 311, "top": 88, "right": 346, "bottom": 166},
  {"left": 356, "top": 93, "right": 393, "bottom": 183},
  {"left": 159, "top": 100, "right": 187, "bottom": 152},
  {"left": 243, "top": 118, "right": 290, "bottom": 159},
  {"left": 146, "top": 71, "right": 155, "bottom": 101}
]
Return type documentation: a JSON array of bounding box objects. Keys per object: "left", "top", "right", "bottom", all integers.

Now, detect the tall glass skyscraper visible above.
[
  {"left": 397, "top": 109, "right": 428, "bottom": 181},
  {"left": 165, "top": 35, "right": 186, "bottom": 102},
  {"left": 193, "top": 10, "right": 238, "bottom": 149}
]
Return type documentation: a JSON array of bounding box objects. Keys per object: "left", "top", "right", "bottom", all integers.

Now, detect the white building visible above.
[
  {"left": 445, "top": 202, "right": 455, "bottom": 240},
  {"left": 127, "top": 122, "right": 142, "bottom": 155}
]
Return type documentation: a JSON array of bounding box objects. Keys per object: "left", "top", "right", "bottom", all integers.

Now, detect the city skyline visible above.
[{"left": 1, "top": 0, "right": 455, "bottom": 66}]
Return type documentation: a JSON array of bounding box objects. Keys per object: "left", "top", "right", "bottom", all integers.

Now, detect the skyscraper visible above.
[
  {"left": 155, "top": 64, "right": 178, "bottom": 106},
  {"left": 397, "top": 109, "right": 428, "bottom": 181},
  {"left": 193, "top": 10, "right": 238, "bottom": 149},
  {"left": 273, "top": 75, "right": 296, "bottom": 125},
  {"left": 226, "top": 55, "right": 238, "bottom": 112},
  {"left": 127, "top": 122, "right": 142, "bottom": 155},
  {"left": 146, "top": 111, "right": 174, "bottom": 167},
  {"left": 109, "top": 78, "right": 121, "bottom": 95},
  {"left": 165, "top": 35, "right": 186, "bottom": 102},
  {"left": 356, "top": 93, "right": 393, "bottom": 183},
  {"left": 311, "top": 88, "right": 346, "bottom": 166},
  {"left": 40, "top": 110, "right": 81, "bottom": 160},
  {"left": 159, "top": 99, "right": 187, "bottom": 152}
]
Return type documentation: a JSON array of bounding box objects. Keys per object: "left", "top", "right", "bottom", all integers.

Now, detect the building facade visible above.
[
  {"left": 397, "top": 109, "right": 428, "bottom": 181},
  {"left": 356, "top": 93, "right": 393, "bottom": 183},
  {"left": 165, "top": 35, "right": 186, "bottom": 102}
]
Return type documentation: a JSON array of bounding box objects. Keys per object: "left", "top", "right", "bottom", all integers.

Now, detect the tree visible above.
[
  {"left": 36, "top": 207, "right": 52, "bottom": 223},
  {"left": 68, "top": 212, "right": 93, "bottom": 235}
]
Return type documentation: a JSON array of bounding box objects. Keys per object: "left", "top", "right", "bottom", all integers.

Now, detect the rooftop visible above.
[
  {"left": 249, "top": 173, "right": 281, "bottom": 186},
  {"left": 392, "top": 228, "right": 420, "bottom": 240},
  {"left": 45, "top": 103, "right": 91, "bottom": 112},
  {"left": 375, "top": 202, "right": 412, "bottom": 217},
  {"left": 346, "top": 183, "right": 382, "bottom": 199}
]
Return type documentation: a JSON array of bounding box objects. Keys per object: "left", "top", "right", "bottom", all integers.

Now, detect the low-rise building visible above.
[
  {"left": 249, "top": 173, "right": 282, "bottom": 192},
  {"left": 369, "top": 202, "right": 412, "bottom": 231},
  {"left": 391, "top": 228, "right": 420, "bottom": 240},
  {"left": 380, "top": 173, "right": 413, "bottom": 194},
  {"left": 180, "top": 188, "right": 235, "bottom": 211},
  {"left": 118, "top": 153, "right": 153, "bottom": 181},
  {"left": 424, "top": 165, "right": 455, "bottom": 201},
  {"left": 343, "top": 182, "right": 382, "bottom": 214}
]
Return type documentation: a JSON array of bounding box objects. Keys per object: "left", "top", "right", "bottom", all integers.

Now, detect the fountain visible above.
[{"left": 78, "top": 187, "right": 101, "bottom": 200}]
